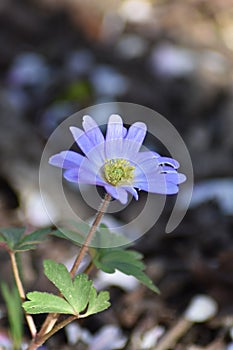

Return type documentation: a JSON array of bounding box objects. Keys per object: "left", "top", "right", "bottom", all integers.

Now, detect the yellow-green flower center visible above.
[{"left": 104, "top": 159, "right": 135, "bottom": 186}]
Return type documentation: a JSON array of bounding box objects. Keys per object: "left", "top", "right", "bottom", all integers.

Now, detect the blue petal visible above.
[
  {"left": 62, "top": 156, "right": 104, "bottom": 185},
  {"left": 133, "top": 174, "right": 178, "bottom": 194},
  {"left": 70, "top": 125, "right": 105, "bottom": 165},
  {"left": 158, "top": 157, "right": 179, "bottom": 169},
  {"left": 123, "top": 127, "right": 127, "bottom": 137},
  {"left": 179, "top": 173, "right": 186, "bottom": 183},
  {"left": 134, "top": 151, "right": 160, "bottom": 164},
  {"left": 104, "top": 184, "right": 128, "bottom": 204},
  {"left": 122, "top": 186, "right": 139, "bottom": 200},
  {"left": 134, "top": 154, "right": 183, "bottom": 185},
  {"left": 64, "top": 168, "right": 105, "bottom": 186},
  {"left": 105, "top": 114, "right": 124, "bottom": 159},
  {"left": 49, "top": 151, "right": 84, "bottom": 169},
  {"left": 134, "top": 169, "right": 185, "bottom": 194},
  {"left": 134, "top": 156, "right": 160, "bottom": 178},
  {"left": 164, "top": 172, "right": 186, "bottom": 185},
  {"left": 122, "top": 122, "right": 147, "bottom": 158},
  {"left": 70, "top": 126, "right": 91, "bottom": 152},
  {"left": 160, "top": 165, "right": 178, "bottom": 173},
  {"left": 82, "top": 115, "right": 105, "bottom": 149}
]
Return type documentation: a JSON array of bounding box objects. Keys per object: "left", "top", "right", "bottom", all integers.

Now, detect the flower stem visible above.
[
  {"left": 70, "top": 193, "right": 111, "bottom": 278},
  {"left": 28, "top": 193, "right": 111, "bottom": 350},
  {"left": 27, "top": 316, "right": 77, "bottom": 350},
  {"left": 83, "top": 261, "right": 95, "bottom": 275},
  {"left": 9, "top": 251, "right": 37, "bottom": 339}
]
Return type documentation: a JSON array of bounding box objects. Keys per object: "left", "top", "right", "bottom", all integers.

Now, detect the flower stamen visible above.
[{"left": 104, "top": 159, "right": 135, "bottom": 186}]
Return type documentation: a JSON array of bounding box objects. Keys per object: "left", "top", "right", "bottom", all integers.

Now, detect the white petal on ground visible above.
[
  {"left": 190, "top": 178, "right": 233, "bottom": 215},
  {"left": 150, "top": 43, "right": 196, "bottom": 77},
  {"left": 120, "top": 0, "right": 152, "bottom": 23},
  {"left": 94, "top": 270, "right": 139, "bottom": 292},
  {"left": 88, "top": 325, "right": 127, "bottom": 350},
  {"left": 65, "top": 323, "right": 92, "bottom": 346},
  {"left": 116, "top": 34, "right": 148, "bottom": 59},
  {"left": 0, "top": 331, "right": 12, "bottom": 350},
  {"left": 65, "top": 49, "right": 94, "bottom": 76},
  {"left": 25, "top": 191, "right": 59, "bottom": 227},
  {"left": 140, "top": 326, "right": 165, "bottom": 349},
  {"left": 184, "top": 295, "right": 218, "bottom": 323},
  {"left": 230, "top": 327, "right": 233, "bottom": 340},
  {"left": 90, "top": 65, "right": 128, "bottom": 96}
]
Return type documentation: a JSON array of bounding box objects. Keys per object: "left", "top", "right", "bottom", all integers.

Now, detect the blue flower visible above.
[{"left": 49, "top": 115, "right": 186, "bottom": 204}]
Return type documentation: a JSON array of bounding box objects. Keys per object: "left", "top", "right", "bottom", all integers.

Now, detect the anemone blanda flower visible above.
[{"left": 49, "top": 114, "right": 186, "bottom": 204}]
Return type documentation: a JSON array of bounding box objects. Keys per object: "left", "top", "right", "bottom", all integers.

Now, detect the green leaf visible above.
[
  {"left": 61, "top": 80, "right": 92, "bottom": 102},
  {"left": 54, "top": 221, "right": 130, "bottom": 248},
  {"left": 51, "top": 228, "right": 85, "bottom": 245},
  {"left": 50, "top": 229, "right": 70, "bottom": 240},
  {"left": 23, "top": 292, "right": 74, "bottom": 314},
  {"left": 1, "top": 283, "right": 23, "bottom": 349},
  {"left": 93, "top": 248, "right": 160, "bottom": 293},
  {"left": 0, "top": 227, "right": 54, "bottom": 252},
  {"left": 99, "top": 250, "right": 144, "bottom": 269},
  {"left": 23, "top": 260, "right": 111, "bottom": 316},
  {"left": 0, "top": 235, "right": 7, "bottom": 250},
  {"left": 0, "top": 227, "right": 25, "bottom": 250},
  {"left": 41, "top": 260, "right": 110, "bottom": 316},
  {"left": 0, "top": 235, "right": 7, "bottom": 243},
  {"left": 80, "top": 289, "right": 110, "bottom": 318},
  {"left": 72, "top": 274, "right": 93, "bottom": 313},
  {"left": 18, "top": 228, "right": 51, "bottom": 245},
  {"left": 44, "top": 260, "right": 73, "bottom": 297},
  {"left": 90, "top": 225, "right": 131, "bottom": 248},
  {"left": 14, "top": 244, "right": 38, "bottom": 251},
  {"left": 44, "top": 260, "right": 93, "bottom": 314}
]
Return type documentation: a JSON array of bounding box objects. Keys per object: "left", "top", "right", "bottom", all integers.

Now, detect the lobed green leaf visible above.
[
  {"left": 90, "top": 225, "right": 130, "bottom": 248},
  {"left": 0, "top": 227, "right": 25, "bottom": 250},
  {"left": 44, "top": 260, "right": 93, "bottom": 314},
  {"left": 23, "top": 260, "right": 111, "bottom": 317},
  {"left": 23, "top": 292, "right": 74, "bottom": 314},
  {"left": 93, "top": 248, "right": 160, "bottom": 293},
  {"left": 18, "top": 228, "right": 51, "bottom": 245},
  {"left": 80, "top": 289, "right": 110, "bottom": 318},
  {"left": 0, "top": 227, "right": 55, "bottom": 252},
  {"left": 54, "top": 222, "right": 130, "bottom": 248},
  {"left": 44, "top": 260, "right": 73, "bottom": 299},
  {"left": 72, "top": 274, "right": 93, "bottom": 313}
]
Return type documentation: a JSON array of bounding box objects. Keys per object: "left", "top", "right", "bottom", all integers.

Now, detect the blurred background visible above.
[{"left": 0, "top": 0, "right": 233, "bottom": 349}]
